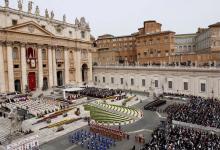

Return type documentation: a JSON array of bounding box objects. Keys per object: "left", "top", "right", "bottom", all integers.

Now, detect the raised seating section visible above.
[
  {"left": 6, "top": 99, "right": 61, "bottom": 116},
  {"left": 97, "top": 102, "right": 140, "bottom": 117},
  {"left": 84, "top": 101, "right": 142, "bottom": 125},
  {"left": 84, "top": 104, "right": 132, "bottom": 124}
]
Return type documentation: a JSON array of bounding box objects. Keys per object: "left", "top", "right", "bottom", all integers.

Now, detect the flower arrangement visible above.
[
  {"left": 33, "top": 107, "right": 74, "bottom": 125},
  {"left": 39, "top": 118, "right": 81, "bottom": 130}
]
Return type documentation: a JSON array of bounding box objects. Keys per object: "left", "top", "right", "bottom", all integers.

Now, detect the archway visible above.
[
  {"left": 14, "top": 80, "right": 21, "bottom": 92},
  {"left": 27, "top": 47, "right": 35, "bottom": 58},
  {"left": 57, "top": 71, "right": 63, "bottom": 86},
  {"left": 82, "top": 64, "right": 88, "bottom": 82},
  {"left": 43, "top": 77, "right": 48, "bottom": 90}
]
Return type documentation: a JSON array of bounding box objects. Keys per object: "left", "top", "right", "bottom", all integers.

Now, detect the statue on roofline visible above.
[
  {"left": 80, "top": 17, "right": 86, "bottom": 24},
  {"left": 35, "top": 6, "right": 40, "bottom": 16},
  {"left": 18, "top": 0, "right": 22, "bottom": 11},
  {"left": 45, "top": 8, "right": 49, "bottom": 18},
  {"left": 75, "top": 18, "right": 80, "bottom": 26},
  {"left": 51, "top": 11, "right": 54, "bottom": 20},
  {"left": 28, "top": 1, "right": 33, "bottom": 13},
  {"left": 63, "top": 14, "right": 66, "bottom": 22},
  {"left": 5, "top": 0, "right": 9, "bottom": 7}
]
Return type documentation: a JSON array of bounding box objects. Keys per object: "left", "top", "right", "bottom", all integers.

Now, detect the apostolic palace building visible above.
[
  {"left": 93, "top": 20, "right": 220, "bottom": 67},
  {"left": 0, "top": 1, "right": 93, "bottom": 93}
]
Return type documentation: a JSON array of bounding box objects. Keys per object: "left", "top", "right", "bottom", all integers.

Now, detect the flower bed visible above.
[
  {"left": 33, "top": 107, "right": 74, "bottom": 125},
  {"left": 40, "top": 118, "right": 81, "bottom": 130},
  {"left": 122, "top": 96, "right": 136, "bottom": 106}
]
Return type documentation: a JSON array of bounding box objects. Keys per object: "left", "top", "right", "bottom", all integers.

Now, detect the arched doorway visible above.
[
  {"left": 57, "top": 71, "right": 63, "bottom": 86},
  {"left": 82, "top": 64, "right": 88, "bottom": 82},
  {"left": 28, "top": 72, "right": 36, "bottom": 91},
  {"left": 43, "top": 77, "right": 48, "bottom": 90},
  {"left": 14, "top": 80, "right": 21, "bottom": 92}
]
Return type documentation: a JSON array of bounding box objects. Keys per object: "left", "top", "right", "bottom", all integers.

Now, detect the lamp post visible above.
[{"left": 211, "top": 89, "right": 214, "bottom": 98}]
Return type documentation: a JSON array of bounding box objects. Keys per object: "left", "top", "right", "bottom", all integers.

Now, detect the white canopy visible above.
[
  {"left": 62, "top": 87, "right": 84, "bottom": 92},
  {"left": 62, "top": 87, "right": 84, "bottom": 99}
]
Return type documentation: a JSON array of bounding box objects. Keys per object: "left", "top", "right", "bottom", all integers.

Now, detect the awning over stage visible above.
[{"left": 62, "top": 87, "right": 84, "bottom": 99}]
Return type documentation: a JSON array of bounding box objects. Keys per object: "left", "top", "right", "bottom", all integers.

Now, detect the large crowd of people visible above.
[
  {"left": 165, "top": 97, "right": 220, "bottom": 128},
  {"left": 80, "top": 87, "right": 123, "bottom": 98},
  {"left": 143, "top": 124, "right": 220, "bottom": 150}
]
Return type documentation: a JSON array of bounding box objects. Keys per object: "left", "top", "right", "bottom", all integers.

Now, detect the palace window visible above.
[
  {"left": 165, "top": 50, "right": 169, "bottom": 56},
  {"left": 56, "top": 28, "right": 61, "bottom": 33},
  {"left": 157, "top": 51, "right": 161, "bottom": 57},
  {"left": 184, "top": 82, "right": 188, "bottom": 91},
  {"left": 131, "top": 78, "right": 134, "bottom": 86},
  {"left": 120, "top": 78, "right": 124, "bottom": 85},
  {"left": 43, "top": 64, "right": 47, "bottom": 68},
  {"left": 142, "top": 79, "right": 145, "bottom": 86},
  {"left": 103, "top": 77, "right": 105, "bottom": 83},
  {"left": 14, "top": 64, "right": 19, "bottom": 68},
  {"left": 111, "top": 77, "right": 114, "bottom": 84},
  {"left": 12, "top": 47, "right": 19, "bottom": 59},
  {"left": 81, "top": 31, "right": 85, "bottom": 39},
  {"left": 201, "top": 83, "right": 206, "bottom": 92},
  {"left": 95, "top": 76, "right": 97, "bottom": 82},
  {"left": 168, "top": 81, "right": 172, "bottom": 89},
  {"left": 188, "top": 45, "right": 192, "bottom": 51},
  {"left": 12, "top": 19, "right": 17, "bottom": 26},
  {"left": 155, "top": 80, "right": 159, "bottom": 88}
]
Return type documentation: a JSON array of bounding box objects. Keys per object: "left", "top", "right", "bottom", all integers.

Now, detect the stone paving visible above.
[
  {"left": 0, "top": 89, "right": 162, "bottom": 150},
  {"left": 0, "top": 118, "right": 11, "bottom": 144},
  {"left": 40, "top": 96, "right": 164, "bottom": 150}
]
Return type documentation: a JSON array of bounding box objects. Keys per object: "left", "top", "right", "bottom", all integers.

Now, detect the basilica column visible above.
[
  {"left": 52, "top": 48, "right": 57, "bottom": 86},
  {"left": 48, "top": 47, "right": 53, "bottom": 87},
  {"left": 21, "top": 43, "right": 27, "bottom": 92},
  {"left": 64, "top": 49, "right": 69, "bottom": 84},
  {"left": 38, "top": 46, "right": 43, "bottom": 90},
  {"left": 88, "top": 50, "right": 93, "bottom": 83},
  {"left": 74, "top": 49, "right": 82, "bottom": 83},
  {"left": 0, "top": 42, "right": 6, "bottom": 93},
  {"left": 7, "top": 43, "right": 15, "bottom": 92}
]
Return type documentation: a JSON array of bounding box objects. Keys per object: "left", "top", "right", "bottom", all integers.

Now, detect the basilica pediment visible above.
[{"left": 4, "top": 21, "right": 54, "bottom": 36}]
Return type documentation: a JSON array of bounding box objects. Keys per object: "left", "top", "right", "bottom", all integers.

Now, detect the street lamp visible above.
[{"left": 211, "top": 89, "right": 214, "bottom": 98}]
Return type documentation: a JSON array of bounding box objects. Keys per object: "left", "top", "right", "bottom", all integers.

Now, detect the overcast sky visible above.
[{"left": 1, "top": 0, "right": 220, "bottom": 37}]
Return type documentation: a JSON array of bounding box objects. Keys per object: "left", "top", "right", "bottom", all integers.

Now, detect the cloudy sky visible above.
[{"left": 1, "top": 0, "right": 220, "bottom": 37}]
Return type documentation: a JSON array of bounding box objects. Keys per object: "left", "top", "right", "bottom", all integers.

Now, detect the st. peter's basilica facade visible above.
[{"left": 0, "top": 1, "right": 93, "bottom": 93}]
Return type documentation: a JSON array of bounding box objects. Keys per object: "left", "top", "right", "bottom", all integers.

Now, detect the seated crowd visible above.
[
  {"left": 80, "top": 87, "right": 123, "bottom": 98},
  {"left": 143, "top": 124, "right": 220, "bottom": 150},
  {"left": 165, "top": 97, "right": 220, "bottom": 128},
  {"left": 160, "top": 92, "right": 194, "bottom": 100},
  {"left": 67, "top": 94, "right": 81, "bottom": 100},
  {"left": 5, "top": 94, "right": 29, "bottom": 103}
]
